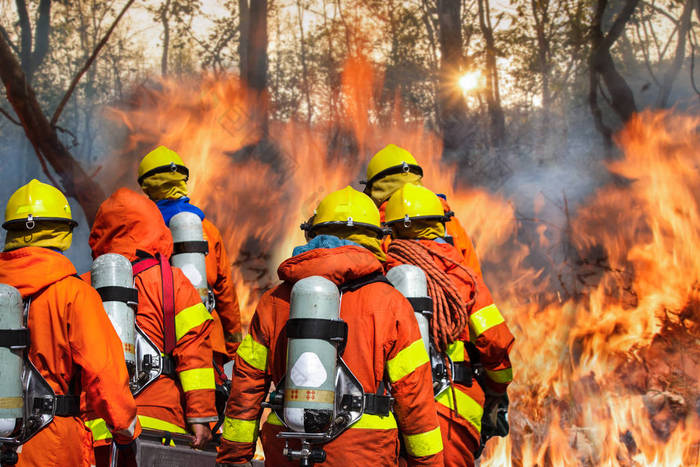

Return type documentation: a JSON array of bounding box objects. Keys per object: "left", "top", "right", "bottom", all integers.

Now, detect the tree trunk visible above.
[
  {"left": 436, "top": 0, "right": 472, "bottom": 164},
  {"left": 296, "top": 0, "right": 313, "bottom": 123},
  {"left": 15, "top": 0, "right": 51, "bottom": 83},
  {"left": 161, "top": 0, "right": 171, "bottom": 76},
  {"left": 246, "top": 0, "right": 268, "bottom": 92},
  {"left": 655, "top": 0, "right": 693, "bottom": 107},
  {"left": 588, "top": 0, "right": 639, "bottom": 146},
  {"left": 238, "top": 0, "right": 250, "bottom": 79},
  {"left": 238, "top": 0, "right": 268, "bottom": 139},
  {"left": 478, "top": 0, "right": 506, "bottom": 146},
  {"left": 532, "top": 0, "right": 552, "bottom": 111},
  {"left": 0, "top": 33, "right": 105, "bottom": 224}
]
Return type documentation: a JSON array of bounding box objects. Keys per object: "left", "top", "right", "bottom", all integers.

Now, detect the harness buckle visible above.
[{"left": 25, "top": 214, "right": 35, "bottom": 230}]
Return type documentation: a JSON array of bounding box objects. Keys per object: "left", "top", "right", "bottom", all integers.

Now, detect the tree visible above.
[
  {"left": 588, "top": 0, "right": 639, "bottom": 146},
  {"left": 477, "top": 0, "right": 506, "bottom": 146},
  {"left": 434, "top": 0, "right": 471, "bottom": 164},
  {"left": 147, "top": 0, "right": 202, "bottom": 76},
  {"left": 0, "top": 0, "right": 52, "bottom": 84},
  {"left": 239, "top": 0, "right": 269, "bottom": 138},
  {"left": 0, "top": 33, "right": 105, "bottom": 222},
  {"left": 0, "top": 0, "right": 134, "bottom": 222}
]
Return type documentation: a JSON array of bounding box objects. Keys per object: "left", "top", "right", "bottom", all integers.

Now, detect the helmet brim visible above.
[{"left": 2, "top": 217, "right": 78, "bottom": 231}]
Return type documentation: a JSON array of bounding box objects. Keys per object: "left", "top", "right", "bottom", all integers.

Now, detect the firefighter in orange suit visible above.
[
  {"left": 0, "top": 180, "right": 140, "bottom": 467},
  {"left": 384, "top": 184, "right": 514, "bottom": 467},
  {"left": 138, "top": 145, "right": 243, "bottom": 376},
  {"left": 364, "top": 144, "right": 483, "bottom": 276},
  {"left": 84, "top": 188, "right": 216, "bottom": 459},
  {"left": 217, "top": 186, "right": 443, "bottom": 466}
]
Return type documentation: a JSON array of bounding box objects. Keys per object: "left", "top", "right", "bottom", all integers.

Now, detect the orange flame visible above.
[{"left": 100, "top": 57, "right": 700, "bottom": 465}]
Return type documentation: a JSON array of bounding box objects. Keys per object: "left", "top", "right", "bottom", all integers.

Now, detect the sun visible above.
[{"left": 458, "top": 71, "right": 482, "bottom": 94}]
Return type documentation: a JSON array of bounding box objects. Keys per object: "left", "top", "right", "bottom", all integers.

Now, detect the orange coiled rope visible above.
[{"left": 387, "top": 239, "right": 478, "bottom": 353}]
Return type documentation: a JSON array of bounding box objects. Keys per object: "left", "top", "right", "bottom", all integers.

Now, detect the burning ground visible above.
[{"left": 96, "top": 60, "right": 700, "bottom": 465}]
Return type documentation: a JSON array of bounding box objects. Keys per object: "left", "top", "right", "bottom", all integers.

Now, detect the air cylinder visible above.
[
  {"left": 91, "top": 254, "right": 137, "bottom": 376},
  {"left": 170, "top": 212, "right": 209, "bottom": 304},
  {"left": 387, "top": 265, "right": 432, "bottom": 355},
  {"left": 0, "top": 284, "right": 24, "bottom": 437},
  {"left": 283, "top": 276, "right": 340, "bottom": 433}
]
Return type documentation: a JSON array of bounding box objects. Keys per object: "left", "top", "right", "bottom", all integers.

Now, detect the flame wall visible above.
[{"left": 98, "top": 59, "right": 700, "bottom": 465}]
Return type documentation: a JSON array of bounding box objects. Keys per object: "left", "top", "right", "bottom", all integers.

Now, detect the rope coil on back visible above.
[{"left": 387, "top": 239, "right": 478, "bottom": 353}]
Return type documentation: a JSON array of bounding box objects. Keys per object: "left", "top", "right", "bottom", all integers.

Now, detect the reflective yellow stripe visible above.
[
  {"left": 179, "top": 367, "right": 216, "bottom": 392},
  {"left": 436, "top": 386, "right": 483, "bottom": 433},
  {"left": 386, "top": 339, "right": 429, "bottom": 383},
  {"left": 402, "top": 426, "right": 443, "bottom": 458},
  {"left": 266, "top": 411, "right": 283, "bottom": 426},
  {"left": 175, "top": 303, "right": 212, "bottom": 341},
  {"left": 266, "top": 411, "right": 397, "bottom": 430},
  {"left": 486, "top": 367, "right": 513, "bottom": 384},
  {"left": 446, "top": 340, "right": 465, "bottom": 362},
  {"left": 236, "top": 334, "right": 269, "bottom": 372},
  {"left": 350, "top": 412, "right": 398, "bottom": 430},
  {"left": 222, "top": 417, "right": 259, "bottom": 443},
  {"left": 86, "top": 418, "right": 112, "bottom": 441},
  {"left": 138, "top": 415, "right": 187, "bottom": 434},
  {"left": 470, "top": 304, "right": 504, "bottom": 336}
]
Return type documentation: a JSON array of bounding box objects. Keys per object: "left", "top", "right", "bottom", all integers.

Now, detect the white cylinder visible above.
[
  {"left": 284, "top": 276, "right": 340, "bottom": 433},
  {"left": 170, "top": 212, "right": 209, "bottom": 304},
  {"left": 387, "top": 265, "right": 432, "bottom": 355},
  {"left": 0, "top": 284, "right": 24, "bottom": 436},
  {"left": 91, "top": 254, "right": 137, "bottom": 374}
]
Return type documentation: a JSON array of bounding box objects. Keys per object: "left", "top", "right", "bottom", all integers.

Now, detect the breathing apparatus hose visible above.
[{"left": 387, "top": 239, "right": 478, "bottom": 354}]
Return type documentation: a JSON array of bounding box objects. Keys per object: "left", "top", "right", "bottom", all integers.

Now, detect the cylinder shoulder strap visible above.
[
  {"left": 338, "top": 271, "right": 391, "bottom": 293},
  {"left": 132, "top": 254, "right": 176, "bottom": 355},
  {"left": 158, "top": 254, "right": 176, "bottom": 355}
]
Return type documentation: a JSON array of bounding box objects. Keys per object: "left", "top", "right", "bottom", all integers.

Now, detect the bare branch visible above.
[
  {"left": 50, "top": 0, "right": 136, "bottom": 126},
  {"left": 15, "top": 0, "right": 32, "bottom": 71},
  {"left": 29, "top": 0, "right": 51, "bottom": 78},
  {"left": 690, "top": 30, "right": 700, "bottom": 95},
  {"left": 601, "top": 0, "right": 640, "bottom": 51},
  {"left": 0, "top": 106, "right": 22, "bottom": 126},
  {"left": 0, "top": 25, "right": 19, "bottom": 55},
  {"left": 635, "top": 18, "right": 661, "bottom": 87},
  {"left": 656, "top": 0, "right": 693, "bottom": 107}
]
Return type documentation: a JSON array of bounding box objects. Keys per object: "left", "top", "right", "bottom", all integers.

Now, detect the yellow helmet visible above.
[
  {"left": 302, "top": 186, "right": 384, "bottom": 236},
  {"left": 3, "top": 179, "right": 77, "bottom": 230},
  {"left": 385, "top": 183, "right": 447, "bottom": 226},
  {"left": 364, "top": 144, "right": 423, "bottom": 188},
  {"left": 137, "top": 145, "right": 189, "bottom": 184}
]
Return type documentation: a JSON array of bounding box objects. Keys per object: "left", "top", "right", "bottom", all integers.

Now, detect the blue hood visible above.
[{"left": 156, "top": 197, "right": 205, "bottom": 226}]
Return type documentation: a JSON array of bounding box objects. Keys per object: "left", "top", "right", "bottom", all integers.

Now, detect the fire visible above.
[{"left": 100, "top": 57, "right": 700, "bottom": 465}]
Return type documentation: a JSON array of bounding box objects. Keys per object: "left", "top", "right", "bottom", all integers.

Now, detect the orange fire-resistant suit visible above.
[
  {"left": 217, "top": 244, "right": 444, "bottom": 466},
  {"left": 202, "top": 218, "right": 243, "bottom": 361},
  {"left": 386, "top": 240, "right": 514, "bottom": 467},
  {"left": 380, "top": 197, "right": 482, "bottom": 276},
  {"left": 0, "top": 247, "right": 139, "bottom": 467},
  {"left": 84, "top": 188, "right": 217, "bottom": 449}
]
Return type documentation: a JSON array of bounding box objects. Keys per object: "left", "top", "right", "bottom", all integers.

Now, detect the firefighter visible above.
[
  {"left": 0, "top": 180, "right": 139, "bottom": 466},
  {"left": 84, "top": 188, "right": 217, "bottom": 461},
  {"left": 363, "top": 144, "right": 483, "bottom": 276},
  {"left": 384, "top": 184, "right": 514, "bottom": 467},
  {"left": 216, "top": 186, "right": 444, "bottom": 466},
  {"left": 138, "top": 145, "right": 243, "bottom": 375}
]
